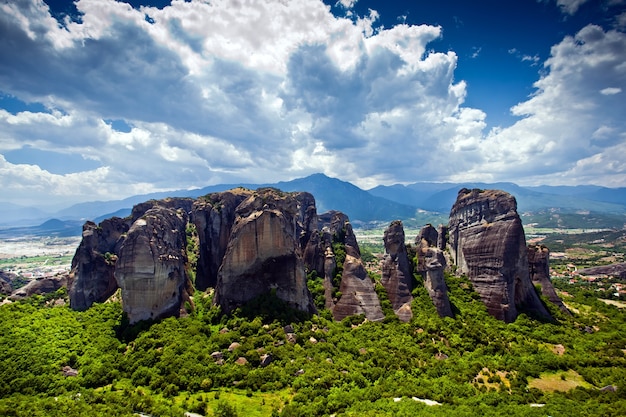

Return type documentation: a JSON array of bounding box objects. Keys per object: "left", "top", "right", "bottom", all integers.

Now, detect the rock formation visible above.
[
  {"left": 381, "top": 220, "right": 414, "bottom": 322},
  {"left": 319, "top": 211, "right": 384, "bottom": 322},
  {"left": 213, "top": 188, "right": 316, "bottom": 315},
  {"left": 68, "top": 217, "right": 129, "bottom": 310},
  {"left": 448, "top": 188, "right": 551, "bottom": 322},
  {"left": 10, "top": 275, "right": 69, "bottom": 300},
  {"left": 191, "top": 189, "right": 253, "bottom": 290},
  {"left": 578, "top": 262, "right": 626, "bottom": 279},
  {"left": 415, "top": 224, "right": 453, "bottom": 318},
  {"left": 528, "top": 244, "right": 569, "bottom": 314},
  {"left": 0, "top": 271, "right": 14, "bottom": 295},
  {"left": 114, "top": 206, "right": 192, "bottom": 324}
]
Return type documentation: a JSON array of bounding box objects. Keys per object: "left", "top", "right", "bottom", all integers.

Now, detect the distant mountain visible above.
[
  {"left": 368, "top": 182, "right": 626, "bottom": 214},
  {"left": 17, "top": 174, "right": 417, "bottom": 228},
  {"left": 0, "top": 202, "right": 51, "bottom": 227},
  {"left": 270, "top": 174, "right": 417, "bottom": 223},
  {"left": 2, "top": 174, "right": 625, "bottom": 232},
  {"left": 0, "top": 218, "right": 83, "bottom": 238}
]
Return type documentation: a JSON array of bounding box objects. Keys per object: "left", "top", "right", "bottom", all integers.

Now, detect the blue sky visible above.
[{"left": 1, "top": 0, "right": 625, "bottom": 208}]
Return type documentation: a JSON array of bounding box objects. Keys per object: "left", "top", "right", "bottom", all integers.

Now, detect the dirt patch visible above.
[
  {"left": 528, "top": 369, "right": 592, "bottom": 392},
  {"left": 600, "top": 299, "right": 626, "bottom": 309}
]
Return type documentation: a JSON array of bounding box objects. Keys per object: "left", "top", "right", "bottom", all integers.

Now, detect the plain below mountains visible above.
[{"left": 1, "top": 173, "right": 625, "bottom": 234}]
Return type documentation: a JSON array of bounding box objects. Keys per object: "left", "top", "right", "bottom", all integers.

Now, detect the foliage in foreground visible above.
[{"left": 1, "top": 274, "right": 626, "bottom": 416}]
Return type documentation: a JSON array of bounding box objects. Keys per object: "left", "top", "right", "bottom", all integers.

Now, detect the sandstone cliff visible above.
[
  {"left": 191, "top": 189, "right": 253, "bottom": 290},
  {"left": 448, "top": 188, "right": 551, "bottom": 322},
  {"left": 114, "top": 206, "right": 192, "bottom": 324},
  {"left": 320, "top": 211, "right": 384, "bottom": 322},
  {"left": 381, "top": 220, "right": 414, "bottom": 322},
  {"left": 528, "top": 244, "right": 570, "bottom": 314},
  {"left": 212, "top": 188, "right": 316, "bottom": 314},
  {"left": 68, "top": 217, "right": 129, "bottom": 310},
  {"left": 416, "top": 224, "right": 454, "bottom": 318}
]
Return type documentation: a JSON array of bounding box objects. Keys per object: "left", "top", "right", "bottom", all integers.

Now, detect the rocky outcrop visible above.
[
  {"left": 130, "top": 198, "right": 194, "bottom": 223},
  {"left": 0, "top": 271, "right": 14, "bottom": 295},
  {"left": 321, "top": 212, "right": 384, "bottom": 322},
  {"left": 578, "top": 262, "right": 626, "bottom": 279},
  {"left": 67, "top": 188, "right": 383, "bottom": 323},
  {"left": 448, "top": 188, "right": 551, "bottom": 322},
  {"left": 213, "top": 188, "right": 316, "bottom": 314},
  {"left": 191, "top": 189, "right": 253, "bottom": 290},
  {"left": 10, "top": 275, "right": 69, "bottom": 300},
  {"left": 528, "top": 245, "right": 569, "bottom": 314},
  {"left": 68, "top": 217, "right": 129, "bottom": 310},
  {"left": 381, "top": 220, "right": 414, "bottom": 322},
  {"left": 416, "top": 225, "right": 453, "bottom": 318},
  {"left": 114, "top": 206, "right": 192, "bottom": 324}
]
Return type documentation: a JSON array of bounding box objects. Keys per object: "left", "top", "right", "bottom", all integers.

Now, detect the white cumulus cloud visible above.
[{"left": 0, "top": 1, "right": 624, "bottom": 207}]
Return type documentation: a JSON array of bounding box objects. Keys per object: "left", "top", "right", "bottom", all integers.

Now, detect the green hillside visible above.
[{"left": 1, "top": 272, "right": 625, "bottom": 417}]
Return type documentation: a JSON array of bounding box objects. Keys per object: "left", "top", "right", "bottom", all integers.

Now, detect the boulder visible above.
[
  {"left": 68, "top": 217, "right": 129, "bottom": 310},
  {"left": 114, "top": 206, "right": 192, "bottom": 324},
  {"left": 448, "top": 188, "right": 551, "bottom": 322},
  {"left": 260, "top": 353, "right": 273, "bottom": 367},
  {"left": 213, "top": 189, "right": 316, "bottom": 315},
  {"left": 381, "top": 220, "right": 414, "bottom": 322}
]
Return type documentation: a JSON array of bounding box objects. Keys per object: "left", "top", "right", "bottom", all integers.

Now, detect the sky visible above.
[{"left": 1, "top": 0, "right": 625, "bottom": 209}]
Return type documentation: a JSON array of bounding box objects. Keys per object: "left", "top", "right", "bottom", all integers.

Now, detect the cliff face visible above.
[
  {"left": 321, "top": 212, "right": 384, "bottom": 322},
  {"left": 68, "top": 217, "right": 129, "bottom": 310},
  {"left": 416, "top": 224, "right": 453, "bottom": 318},
  {"left": 191, "top": 190, "right": 252, "bottom": 290},
  {"left": 528, "top": 244, "right": 569, "bottom": 314},
  {"left": 114, "top": 206, "right": 192, "bottom": 324},
  {"left": 381, "top": 220, "right": 413, "bottom": 322},
  {"left": 213, "top": 189, "right": 316, "bottom": 314},
  {"left": 448, "top": 188, "right": 551, "bottom": 322}
]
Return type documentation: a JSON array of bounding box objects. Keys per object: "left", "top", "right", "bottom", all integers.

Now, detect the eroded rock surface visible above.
[
  {"left": 191, "top": 190, "right": 252, "bottom": 290},
  {"left": 68, "top": 217, "right": 129, "bottom": 310},
  {"left": 114, "top": 206, "right": 192, "bottom": 324},
  {"left": 416, "top": 224, "right": 453, "bottom": 318},
  {"left": 0, "top": 271, "right": 14, "bottom": 295},
  {"left": 10, "top": 275, "right": 69, "bottom": 300},
  {"left": 213, "top": 189, "right": 316, "bottom": 314},
  {"left": 322, "top": 212, "right": 384, "bottom": 322},
  {"left": 381, "top": 220, "right": 414, "bottom": 322},
  {"left": 528, "top": 244, "right": 569, "bottom": 314},
  {"left": 448, "top": 188, "right": 551, "bottom": 322},
  {"left": 67, "top": 188, "right": 383, "bottom": 322}
]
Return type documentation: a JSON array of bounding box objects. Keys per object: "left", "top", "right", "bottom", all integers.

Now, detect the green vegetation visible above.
[
  {"left": 1, "top": 266, "right": 626, "bottom": 416},
  {"left": 186, "top": 222, "right": 200, "bottom": 284}
]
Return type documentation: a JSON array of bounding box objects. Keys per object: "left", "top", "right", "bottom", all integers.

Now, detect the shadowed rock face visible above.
[
  {"left": 68, "top": 218, "right": 129, "bottom": 310},
  {"left": 213, "top": 189, "right": 316, "bottom": 314},
  {"left": 528, "top": 245, "right": 570, "bottom": 314},
  {"left": 381, "top": 220, "right": 413, "bottom": 322},
  {"left": 416, "top": 224, "right": 453, "bottom": 318},
  {"left": 0, "top": 271, "right": 12, "bottom": 295},
  {"left": 114, "top": 206, "right": 192, "bottom": 324},
  {"left": 449, "top": 188, "right": 551, "bottom": 322},
  {"left": 191, "top": 190, "right": 253, "bottom": 290},
  {"left": 321, "top": 211, "right": 384, "bottom": 322}
]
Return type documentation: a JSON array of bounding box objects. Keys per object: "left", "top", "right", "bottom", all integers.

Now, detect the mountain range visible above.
[{"left": 1, "top": 173, "right": 625, "bottom": 235}]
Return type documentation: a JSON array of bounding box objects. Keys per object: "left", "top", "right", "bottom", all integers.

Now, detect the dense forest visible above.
[{"left": 1, "top": 267, "right": 625, "bottom": 417}]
